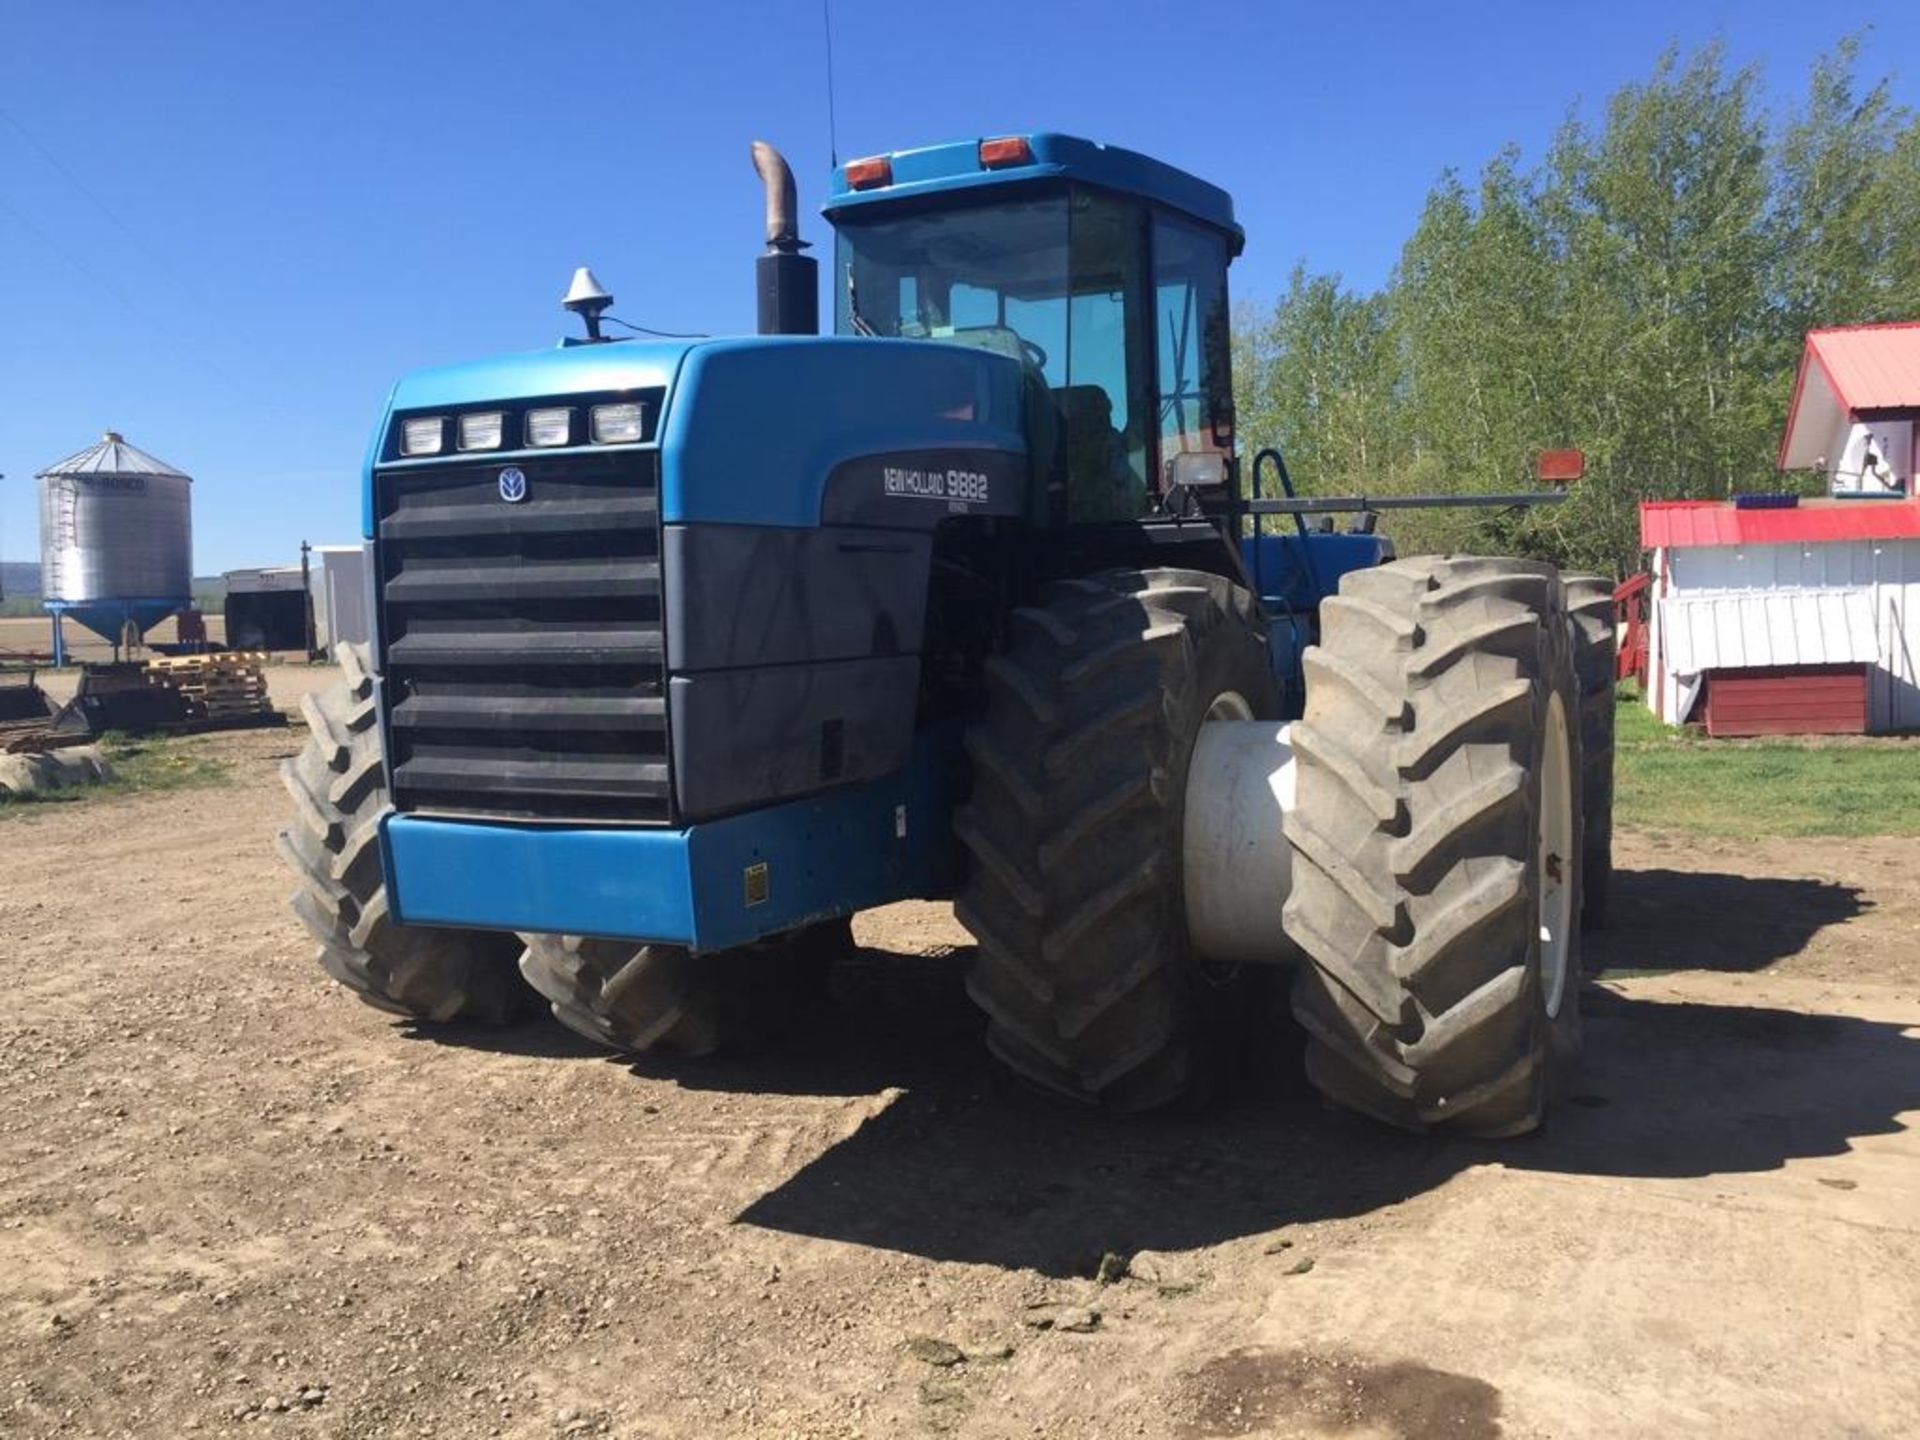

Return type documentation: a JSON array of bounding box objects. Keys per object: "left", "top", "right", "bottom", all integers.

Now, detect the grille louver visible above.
[{"left": 375, "top": 451, "right": 669, "bottom": 824}]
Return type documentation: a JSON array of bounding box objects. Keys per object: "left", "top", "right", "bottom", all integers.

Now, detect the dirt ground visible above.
[{"left": 2, "top": 696, "right": 1917, "bottom": 1439}]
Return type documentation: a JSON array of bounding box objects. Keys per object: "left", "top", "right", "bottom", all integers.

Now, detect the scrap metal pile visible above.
[
  {"left": 0, "top": 654, "right": 284, "bottom": 752},
  {"left": 0, "top": 670, "right": 70, "bottom": 754}
]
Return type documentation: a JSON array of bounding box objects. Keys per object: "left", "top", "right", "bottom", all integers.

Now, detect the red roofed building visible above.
[
  {"left": 1778, "top": 322, "right": 1920, "bottom": 493},
  {"left": 1638, "top": 324, "right": 1920, "bottom": 734}
]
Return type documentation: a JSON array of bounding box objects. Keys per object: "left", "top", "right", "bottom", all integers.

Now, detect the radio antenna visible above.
[{"left": 822, "top": 0, "right": 840, "bottom": 167}]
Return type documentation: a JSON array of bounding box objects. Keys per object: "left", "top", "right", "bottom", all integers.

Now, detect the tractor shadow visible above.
[
  {"left": 1585, "top": 867, "right": 1870, "bottom": 976},
  {"left": 400, "top": 1014, "right": 609, "bottom": 1060},
  {"left": 724, "top": 868, "right": 1917, "bottom": 1275}
]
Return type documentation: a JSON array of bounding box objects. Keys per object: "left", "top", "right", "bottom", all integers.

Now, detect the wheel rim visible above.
[
  {"left": 1538, "top": 690, "right": 1575, "bottom": 1019},
  {"left": 1205, "top": 690, "right": 1254, "bottom": 723},
  {"left": 1191, "top": 689, "right": 1257, "bottom": 985}
]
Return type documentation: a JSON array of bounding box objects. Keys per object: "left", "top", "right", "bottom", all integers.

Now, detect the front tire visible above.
[
  {"left": 518, "top": 919, "right": 852, "bottom": 1056},
  {"left": 277, "top": 644, "right": 529, "bottom": 1023},
  {"left": 955, "top": 568, "right": 1279, "bottom": 1111},
  {"left": 1281, "top": 557, "right": 1582, "bottom": 1137}
]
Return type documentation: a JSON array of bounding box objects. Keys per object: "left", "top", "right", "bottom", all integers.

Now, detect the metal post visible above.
[
  {"left": 300, "top": 540, "right": 318, "bottom": 660},
  {"left": 50, "top": 610, "right": 65, "bottom": 667}
]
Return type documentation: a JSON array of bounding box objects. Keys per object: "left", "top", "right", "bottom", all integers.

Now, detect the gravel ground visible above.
[{"left": 1, "top": 717, "right": 1916, "bottom": 1439}]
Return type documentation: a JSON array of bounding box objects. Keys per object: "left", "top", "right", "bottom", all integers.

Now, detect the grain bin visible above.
[{"left": 37, "top": 431, "right": 193, "bottom": 661}]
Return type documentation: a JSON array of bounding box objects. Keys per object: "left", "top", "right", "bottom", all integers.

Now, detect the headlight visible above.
[
  {"left": 590, "top": 402, "right": 644, "bottom": 444},
  {"left": 401, "top": 416, "right": 445, "bottom": 456},
  {"left": 457, "top": 412, "right": 504, "bottom": 451},
  {"left": 526, "top": 407, "right": 572, "bottom": 447}
]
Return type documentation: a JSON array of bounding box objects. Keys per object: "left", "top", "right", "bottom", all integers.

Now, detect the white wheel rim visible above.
[
  {"left": 1187, "top": 689, "right": 1261, "bottom": 976},
  {"left": 1205, "top": 690, "right": 1254, "bottom": 723},
  {"left": 1538, "top": 690, "right": 1575, "bottom": 1019}
]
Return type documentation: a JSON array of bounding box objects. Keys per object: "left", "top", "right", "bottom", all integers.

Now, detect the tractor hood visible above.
[
  {"left": 383, "top": 338, "right": 698, "bottom": 415},
  {"left": 362, "top": 338, "right": 697, "bottom": 539},
  {"left": 364, "top": 334, "right": 1030, "bottom": 534}
]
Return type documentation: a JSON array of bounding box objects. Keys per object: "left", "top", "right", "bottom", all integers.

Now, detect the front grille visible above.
[{"left": 374, "top": 451, "right": 669, "bottom": 824}]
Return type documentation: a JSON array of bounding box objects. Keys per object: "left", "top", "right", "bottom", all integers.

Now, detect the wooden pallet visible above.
[
  {"left": 147, "top": 651, "right": 269, "bottom": 671},
  {"left": 143, "top": 652, "right": 275, "bottom": 723},
  {"left": 166, "top": 682, "right": 268, "bottom": 698}
]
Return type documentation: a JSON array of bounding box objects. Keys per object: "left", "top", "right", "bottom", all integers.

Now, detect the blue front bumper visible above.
[{"left": 382, "top": 733, "right": 957, "bottom": 953}]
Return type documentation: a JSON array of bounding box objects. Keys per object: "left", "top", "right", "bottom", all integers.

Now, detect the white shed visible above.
[
  {"left": 1639, "top": 322, "right": 1920, "bottom": 736},
  {"left": 1641, "top": 500, "right": 1920, "bottom": 734}
]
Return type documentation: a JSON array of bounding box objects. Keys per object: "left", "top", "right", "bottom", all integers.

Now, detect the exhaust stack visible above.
[{"left": 751, "top": 141, "right": 818, "bottom": 336}]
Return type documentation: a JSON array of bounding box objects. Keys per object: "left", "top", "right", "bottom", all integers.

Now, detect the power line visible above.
[
  {"left": 0, "top": 192, "right": 306, "bottom": 428},
  {"left": 0, "top": 105, "right": 254, "bottom": 353},
  {"left": 0, "top": 112, "right": 307, "bottom": 424},
  {"left": 0, "top": 194, "right": 200, "bottom": 359},
  {"left": 0, "top": 193, "right": 320, "bottom": 445}
]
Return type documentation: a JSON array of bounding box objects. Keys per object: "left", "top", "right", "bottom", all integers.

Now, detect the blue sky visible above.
[{"left": 3, "top": 0, "right": 1916, "bottom": 574}]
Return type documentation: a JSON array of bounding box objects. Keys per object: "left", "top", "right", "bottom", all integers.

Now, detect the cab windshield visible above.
[
  {"left": 835, "top": 196, "right": 1068, "bottom": 365},
  {"left": 835, "top": 189, "right": 1153, "bottom": 522}
]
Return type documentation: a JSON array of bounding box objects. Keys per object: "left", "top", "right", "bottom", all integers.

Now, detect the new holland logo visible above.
[{"left": 497, "top": 467, "right": 528, "bottom": 503}]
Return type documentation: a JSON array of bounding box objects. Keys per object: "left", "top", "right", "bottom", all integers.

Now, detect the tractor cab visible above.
[{"left": 822, "top": 134, "right": 1242, "bottom": 531}]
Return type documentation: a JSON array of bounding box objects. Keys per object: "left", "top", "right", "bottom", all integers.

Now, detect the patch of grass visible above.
[
  {"left": 99, "top": 731, "right": 231, "bottom": 792},
  {"left": 1612, "top": 684, "right": 1920, "bottom": 839},
  {"left": 0, "top": 730, "right": 229, "bottom": 818}
]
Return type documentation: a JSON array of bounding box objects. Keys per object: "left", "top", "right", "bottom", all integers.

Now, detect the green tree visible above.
[
  {"left": 1544, "top": 45, "right": 1776, "bottom": 569},
  {"left": 1236, "top": 264, "right": 1398, "bottom": 494},
  {"left": 1772, "top": 37, "right": 1920, "bottom": 337},
  {"left": 1230, "top": 37, "right": 1920, "bottom": 579}
]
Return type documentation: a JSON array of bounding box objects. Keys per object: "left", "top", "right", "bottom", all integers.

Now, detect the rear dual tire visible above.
[{"left": 1281, "top": 557, "right": 1584, "bottom": 1137}]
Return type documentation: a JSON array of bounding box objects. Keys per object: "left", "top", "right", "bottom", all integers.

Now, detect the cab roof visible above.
[{"left": 823, "top": 132, "right": 1243, "bottom": 254}]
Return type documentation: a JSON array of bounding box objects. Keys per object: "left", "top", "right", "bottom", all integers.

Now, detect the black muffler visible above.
[{"left": 751, "top": 141, "right": 818, "bottom": 336}]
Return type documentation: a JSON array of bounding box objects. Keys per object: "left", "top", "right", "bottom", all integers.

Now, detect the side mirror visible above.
[{"left": 1166, "top": 451, "right": 1230, "bottom": 491}]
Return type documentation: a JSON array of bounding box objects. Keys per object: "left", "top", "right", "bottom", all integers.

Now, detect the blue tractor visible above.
[{"left": 280, "top": 134, "right": 1615, "bottom": 1136}]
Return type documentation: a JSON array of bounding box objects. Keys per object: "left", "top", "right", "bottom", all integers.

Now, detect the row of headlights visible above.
[{"left": 400, "top": 401, "right": 645, "bottom": 457}]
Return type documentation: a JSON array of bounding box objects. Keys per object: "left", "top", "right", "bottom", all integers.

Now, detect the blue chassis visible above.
[{"left": 385, "top": 727, "right": 962, "bottom": 953}]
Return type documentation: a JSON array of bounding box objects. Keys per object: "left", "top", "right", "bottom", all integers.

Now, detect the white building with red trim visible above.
[{"left": 1640, "top": 324, "right": 1920, "bottom": 735}]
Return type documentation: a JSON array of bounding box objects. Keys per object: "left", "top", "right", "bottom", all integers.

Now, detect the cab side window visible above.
[
  {"left": 1063, "top": 190, "right": 1152, "bottom": 523},
  {"left": 1151, "top": 215, "right": 1233, "bottom": 486}
]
